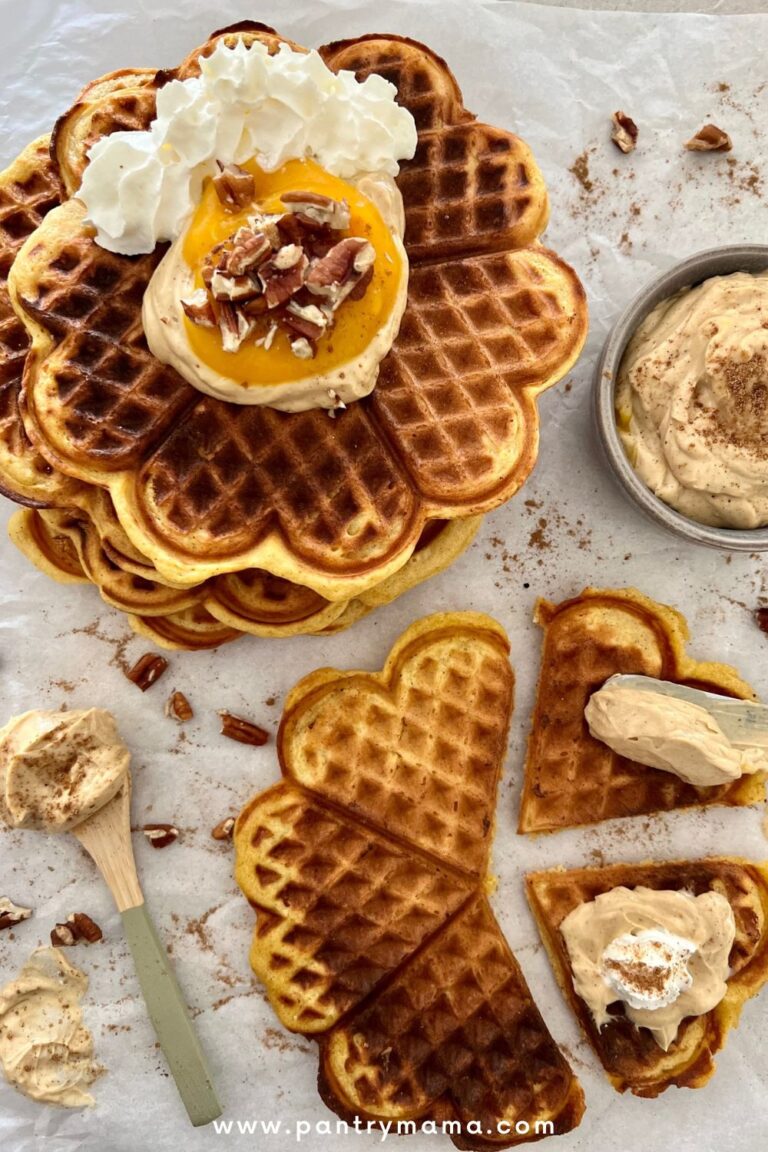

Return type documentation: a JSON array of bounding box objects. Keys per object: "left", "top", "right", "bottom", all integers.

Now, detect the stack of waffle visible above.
[{"left": 0, "top": 23, "right": 587, "bottom": 650}]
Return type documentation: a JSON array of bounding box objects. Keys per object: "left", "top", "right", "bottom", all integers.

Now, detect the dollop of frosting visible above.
[
  {"left": 0, "top": 948, "right": 101, "bottom": 1108},
  {"left": 616, "top": 271, "right": 768, "bottom": 529},
  {"left": 560, "top": 886, "right": 735, "bottom": 1050},
  {"left": 79, "top": 39, "right": 418, "bottom": 255},
  {"left": 0, "top": 708, "right": 130, "bottom": 833},
  {"left": 585, "top": 679, "right": 768, "bottom": 785},
  {"left": 600, "top": 928, "right": 696, "bottom": 1010}
]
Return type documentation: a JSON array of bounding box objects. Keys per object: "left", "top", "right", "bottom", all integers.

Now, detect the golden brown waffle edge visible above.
[{"left": 519, "top": 587, "right": 766, "bottom": 834}]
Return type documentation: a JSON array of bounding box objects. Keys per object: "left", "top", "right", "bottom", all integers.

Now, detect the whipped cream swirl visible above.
[{"left": 79, "top": 39, "right": 417, "bottom": 255}]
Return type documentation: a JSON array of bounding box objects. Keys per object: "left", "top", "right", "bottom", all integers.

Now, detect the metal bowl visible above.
[{"left": 594, "top": 245, "right": 768, "bottom": 552}]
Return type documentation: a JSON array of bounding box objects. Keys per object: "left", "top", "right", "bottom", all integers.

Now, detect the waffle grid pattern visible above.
[
  {"left": 519, "top": 590, "right": 763, "bottom": 833},
  {"left": 6, "top": 27, "right": 586, "bottom": 594},
  {"left": 234, "top": 616, "right": 585, "bottom": 1144}
]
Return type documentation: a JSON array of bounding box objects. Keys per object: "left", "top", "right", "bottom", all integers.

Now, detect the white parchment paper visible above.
[{"left": 1, "top": 1, "right": 767, "bottom": 1149}]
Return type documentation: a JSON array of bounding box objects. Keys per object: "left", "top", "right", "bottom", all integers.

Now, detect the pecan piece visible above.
[
  {"left": 0, "top": 897, "right": 32, "bottom": 930},
  {"left": 259, "top": 246, "right": 308, "bottom": 309},
  {"left": 281, "top": 190, "right": 351, "bottom": 231},
  {"left": 166, "top": 690, "right": 194, "bottom": 722},
  {"left": 611, "top": 110, "right": 638, "bottom": 154},
  {"left": 305, "top": 238, "right": 375, "bottom": 308},
  {"left": 218, "top": 303, "right": 255, "bottom": 353},
  {"left": 283, "top": 300, "right": 328, "bottom": 341},
  {"left": 210, "top": 270, "right": 261, "bottom": 303},
  {"left": 68, "top": 912, "right": 103, "bottom": 943},
  {"left": 684, "top": 123, "right": 732, "bottom": 152},
  {"left": 126, "top": 652, "right": 168, "bottom": 691},
  {"left": 143, "top": 823, "right": 179, "bottom": 849},
  {"left": 223, "top": 228, "right": 272, "bottom": 276},
  {"left": 219, "top": 711, "right": 270, "bottom": 746},
  {"left": 51, "top": 923, "right": 77, "bottom": 947},
  {"left": 211, "top": 817, "right": 236, "bottom": 842},
  {"left": 213, "top": 162, "right": 255, "bottom": 209},
  {"left": 290, "top": 336, "right": 315, "bottom": 360},
  {"left": 181, "top": 288, "right": 216, "bottom": 328}
]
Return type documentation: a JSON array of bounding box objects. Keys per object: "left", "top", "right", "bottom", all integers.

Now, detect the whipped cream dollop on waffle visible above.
[{"left": 79, "top": 40, "right": 418, "bottom": 255}]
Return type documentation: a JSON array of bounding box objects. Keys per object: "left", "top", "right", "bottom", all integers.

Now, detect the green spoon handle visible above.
[{"left": 121, "top": 902, "right": 222, "bottom": 1126}]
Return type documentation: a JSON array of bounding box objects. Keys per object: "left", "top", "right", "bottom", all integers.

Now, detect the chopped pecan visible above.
[
  {"left": 611, "top": 110, "right": 638, "bottom": 154},
  {"left": 213, "top": 162, "right": 255, "bottom": 209},
  {"left": 51, "top": 922, "right": 77, "bottom": 947},
  {"left": 249, "top": 210, "right": 284, "bottom": 249},
  {"left": 211, "top": 817, "right": 236, "bottom": 842},
  {"left": 281, "top": 190, "right": 351, "bottom": 230},
  {"left": 210, "top": 269, "right": 261, "bottom": 303},
  {"left": 143, "top": 823, "right": 179, "bottom": 849},
  {"left": 259, "top": 247, "right": 308, "bottom": 309},
  {"left": 218, "top": 303, "right": 255, "bottom": 353},
  {"left": 219, "top": 711, "right": 270, "bottom": 746},
  {"left": 0, "top": 897, "right": 32, "bottom": 930},
  {"left": 126, "top": 652, "right": 168, "bottom": 691},
  {"left": 276, "top": 212, "right": 310, "bottom": 247},
  {"left": 684, "top": 123, "right": 732, "bottom": 152},
  {"left": 223, "top": 228, "right": 271, "bottom": 276},
  {"left": 326, "top": 388, "right": 347, "bottom": 419},
  {"left": 283, "top": 300, "right": 328, "bottom": 341},
  {"left": 290, "top": 337, "right": 315, "bottom": 360},
  {"left": 68, "top": 912, "right": 103, "bottom": 943},
  {"left": 305, "top": 238, "right": 375, "bottom": 308},
  {"left": 166, "top": 690, "right": 194, "bottom": 722},
  {"left": 181, "top": 288, "right": 216, "bottom": 328}
]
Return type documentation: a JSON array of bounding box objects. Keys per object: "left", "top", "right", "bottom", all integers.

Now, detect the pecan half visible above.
[
  {"left": 213, "top": 162, "right": 255, "bottom": 210},
  {"left": 0, "top": 897, "right": 32, "bottom": 930},
  {"left": 211, "top": 817, "right": 236, "bottom": 842},
  {"left": 68, "top": 912, "right": 103, "bottom": 943},
  {"left": 281, "top": 190, "right": 351, "bottom": 231},
  {"left": 143, "top": 823, "right": 179, "bottom": 849},
  {"left": 684, "top": 123, "right": 732, "bottom": 152},
  {"left": 181, "top": 288, "right": 216, "bottom": 328},
  {"left": 219, "top": 711, "right": 270, "bottom": 746},
  {"left": 126, "top": 652, "right": 168, "bottom": 691},
  {"left": 166, "top": 690, "right": 194, "bottom": 722},
  {"left": 611, "top": 110, "right": 638, "bottom": 154}
]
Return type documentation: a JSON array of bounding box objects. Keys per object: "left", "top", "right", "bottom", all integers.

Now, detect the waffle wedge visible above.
[
  {"left": 519, "top": 588, "right": 766, "bottom": 834},
  {"left": 7, "top": 26, "right": 587, "bottom": 598},
  {"left": 234, "top": 614, "right": 584, "bottom": 1144},
  {"left": 527, "top": 858, "right": 768, "bottom": 1097}
]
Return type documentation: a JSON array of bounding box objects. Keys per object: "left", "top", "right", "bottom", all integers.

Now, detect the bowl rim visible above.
[{"left": 594, "top": 243, "right": 768, "bottom": 552}]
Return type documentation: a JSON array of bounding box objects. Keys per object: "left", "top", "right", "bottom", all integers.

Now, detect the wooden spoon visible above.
[{"left": 73, "top": 779, "right": 222, "bottom": 1126}]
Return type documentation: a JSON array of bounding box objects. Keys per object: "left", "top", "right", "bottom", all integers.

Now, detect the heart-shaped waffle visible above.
[
  {"left": 7, "top": 25, "right": 587, "bottom": 598},
  {"left": 527, "top": 857, "right": 768, "bottom": 1097},
  {"left": 234, "top": 613, "right": 585, "bottom": 1144},
  {"left": 9, "top": 506, "right": 480, "bottom": 648},
  {"left": 519, "top": 587, "right": 766, "bottom": 834}
]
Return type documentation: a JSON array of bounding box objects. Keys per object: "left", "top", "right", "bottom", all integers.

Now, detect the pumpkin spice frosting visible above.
[{"left": 617, "top": 270, "right": 768, "bottom": 529}]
